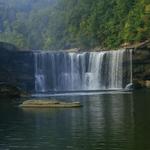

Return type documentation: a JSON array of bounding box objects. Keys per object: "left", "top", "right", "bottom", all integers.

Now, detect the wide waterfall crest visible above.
[{"left": 34, "top": 49, "right": 131, "bottom": 92}]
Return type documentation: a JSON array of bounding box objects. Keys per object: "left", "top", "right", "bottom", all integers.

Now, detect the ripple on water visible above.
[{"left": 1, "top": 90, "right": 150, "bottom": 150}]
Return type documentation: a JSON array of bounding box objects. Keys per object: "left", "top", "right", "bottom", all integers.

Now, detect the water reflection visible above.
[
  {"left": 133, "top": 90, "right": 150, "bottom": 150},
  {"left": 0, "top": 91, "right": 150, "bottom": 150}
]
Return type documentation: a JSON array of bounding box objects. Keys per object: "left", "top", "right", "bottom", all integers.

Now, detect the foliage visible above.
[{"left": 0, "top": 0, "right": 149, "bottom": 50}]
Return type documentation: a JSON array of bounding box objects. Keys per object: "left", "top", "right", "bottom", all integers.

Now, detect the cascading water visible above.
[
  {"left": 34, "top": 49, "right": 131, "bottom": 93},
  {"left": 130, "top": 49, "right": 133, "bottom": 84}
]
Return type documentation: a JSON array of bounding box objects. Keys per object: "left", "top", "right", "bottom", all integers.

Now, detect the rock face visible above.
[
  {"left": 0, "top": 42, "right": 34, "bottom": 96},
  {"left": 133, "top": 47, "right": 150, "bottom": 88}
]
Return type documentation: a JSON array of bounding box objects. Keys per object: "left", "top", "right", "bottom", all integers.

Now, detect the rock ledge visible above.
[{"left": 19, "top": 100, "right": 82, "bottom": 108}]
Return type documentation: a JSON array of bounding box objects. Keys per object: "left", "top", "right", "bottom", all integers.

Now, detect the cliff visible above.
[
  {"left": 132, "top": 41, "right": 150, "bottom": 88},
  {"left": 0, "top": 42, "right": 34, "bottom": 97}
]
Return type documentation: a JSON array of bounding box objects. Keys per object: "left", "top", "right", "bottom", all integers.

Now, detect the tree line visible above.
[{"left": 0, "top": 0, "right": 149, "bottom": 50}]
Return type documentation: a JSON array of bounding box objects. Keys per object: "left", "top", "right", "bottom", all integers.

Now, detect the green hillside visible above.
[{"left": 0, "top": 0, "right": 149, "bottom": 50}]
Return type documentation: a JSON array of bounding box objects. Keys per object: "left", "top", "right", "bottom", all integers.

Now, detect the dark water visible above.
[{"left": 0, "top": 90, "right": 150, "bottom": 150}]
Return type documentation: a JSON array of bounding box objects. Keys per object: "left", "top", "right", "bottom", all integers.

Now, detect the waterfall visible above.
[
  {"left": 34, "top": 49, "right": 131, "bottom": 92},
  {"left": 130, "top": 49, "right": 133, "bottom": 84}
]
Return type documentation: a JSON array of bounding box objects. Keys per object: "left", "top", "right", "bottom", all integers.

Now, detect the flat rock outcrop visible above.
[{"left": 19, "top": 100, "right": 82, "bottom": 108}]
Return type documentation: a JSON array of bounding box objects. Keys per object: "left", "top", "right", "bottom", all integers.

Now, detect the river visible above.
[{"left": 0, "top": 89, "right": 150, "bottom": 150}]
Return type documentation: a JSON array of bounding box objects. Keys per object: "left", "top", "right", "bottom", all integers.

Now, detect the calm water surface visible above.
[{"left": 0, "top": 90, "right": 150, "bottom": 150}]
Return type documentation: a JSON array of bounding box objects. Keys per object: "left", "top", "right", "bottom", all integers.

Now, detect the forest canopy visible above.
[{"left": 0, "top": 0, "right": 149, "bottom": 50}]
